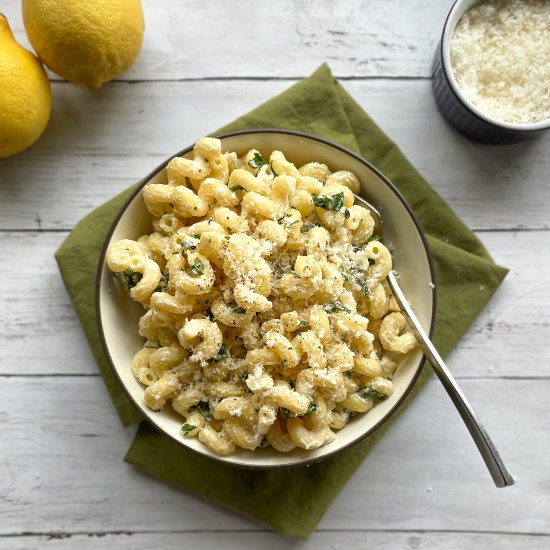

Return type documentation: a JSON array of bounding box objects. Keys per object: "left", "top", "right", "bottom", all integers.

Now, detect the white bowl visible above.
[{"left": 96, "top": 129, "right": 436, "bottom": 468}]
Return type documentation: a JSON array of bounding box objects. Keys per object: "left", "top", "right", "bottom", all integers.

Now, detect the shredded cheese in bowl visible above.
[{"left": 450, "top": 0, "right": 550, "bottom": 124}]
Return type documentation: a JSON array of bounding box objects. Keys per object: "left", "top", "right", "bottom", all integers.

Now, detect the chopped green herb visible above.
[
  {"left": 193, "top": 234, "right": 200, "bottom": 239},
  {"left": 242, "top": 372, "right": 249, "bottom": 381},
  {"left": 144, "top": 341, "right": 161, "bottom": 349},
  {"left": 204, "top": 309, "right": 214, "bottom": 321},
  {"left": 269, "top": 161, "right": 279, "bottom": 177},
  {"left": 354, "top": 274, "right": 369, "bottom": 295},
  {"left": 191, "top": 261, "right": 204, "bottom": 275},
  {"left": 301, "top": 221, "right": 320, "bottom": 233},
  {"left": 155, "top": 273, "right": 170, "bottom": 292},
  {"left": 312, "top": 192, "right": 339, "bottom": 210},
  {"left": 248, "top": 152, "right": 267, "bottom": 173},
  {"left": 280, "top": 407, "right": 296, "bottom": 418},
  {"left": 229, "top": 184, "right": 244, "bottom": 191},
  {"left": 182, "top": 239, "right": 196, "bottom": 250},
  {"left": 213, "top": 342, "right": 228, "bottom": 362},
  {"left": 352, "top": 245, "right": 376, "bottom": 267},
  {"left": 285, "top": 219, "right": 299, "bottom": 230},
  {"left": 232, "top": 306, "right": 247, "bottom": 314},
  {"left": 306, "top": 402, "right": 317, "bottom": 415},
  {"left": 311, "top": 192, "right": 350, "bottom": 219},
  {"left": 297, "top": 320, "right": 310, "bottom": 328},
  {"left": 181, "top": 423, "right": 196, "bottom": 435},
  {"left": 114, "top": 269, "right": 143, "bottom": 294},
  {"left": 360, "top": 387, "right": 389, "bottom": 401},
  {"left": 194, "top": 400, "right": 212, "bottom": 420},
  {"left": 278, "top": 215, "right": 299, "bottom": 231},
  {"left": 368, "top": 235, "right": 381, "bottom": 242},
  {"left": 224, "top": 235, "right": 230, "bottom": 241},
  {"left": 339, "top": 266, "right": 351, "bottom": 282},
  {"left": 323, "top": 301, "right": 351, "bottom": 314},
  {"left": 343, "top": 264, "right": 370, "bottom": 296}
]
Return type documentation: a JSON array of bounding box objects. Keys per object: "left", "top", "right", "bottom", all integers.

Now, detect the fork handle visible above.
[{"left": 387, "top": 272, "right": 515, "bottom": 488}]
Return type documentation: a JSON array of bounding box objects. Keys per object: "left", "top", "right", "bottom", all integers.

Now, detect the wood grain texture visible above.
[
  {"left": 0, "top": 81, "right": 548, "bottom": 232},
  {"left": 3, "top": 0, "right": 451, "bottom": 80},
  {"left": 0, "top": 231, "right": 547, "bottom": 377},
  {"left": 1, "top": 532, "right": 549, "bottom": 550},
  {"left": 0, "top": 376, "right": 548, "bottom": 536}
]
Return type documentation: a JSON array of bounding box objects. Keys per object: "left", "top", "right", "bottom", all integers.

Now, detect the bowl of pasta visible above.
[{"left": 97, "top": 129, "right": 436, "bottom": 467}]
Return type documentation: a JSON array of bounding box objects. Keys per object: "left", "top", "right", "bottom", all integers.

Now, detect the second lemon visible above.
[{"left": 23, "top": 0, "right": 144, "bottom": 89}]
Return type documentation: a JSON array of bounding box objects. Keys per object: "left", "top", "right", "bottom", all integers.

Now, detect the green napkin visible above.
[{"left": 56, "top": 64, "right": 507, "bottom": 539}]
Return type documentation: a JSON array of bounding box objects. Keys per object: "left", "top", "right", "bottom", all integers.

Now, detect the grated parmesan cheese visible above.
[{"left": 450, "top": 0, "right": 550, "bottom": 124}]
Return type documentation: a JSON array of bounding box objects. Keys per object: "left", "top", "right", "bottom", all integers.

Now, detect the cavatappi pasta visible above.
[{"left": 106, "top": 137, "right": 418, "bottom": 456}]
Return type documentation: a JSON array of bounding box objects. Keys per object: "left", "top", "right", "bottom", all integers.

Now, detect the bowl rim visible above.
[
  {"left": 441, "top": 0, "right": 550, "bottom": 132},
  {"left": 95, "top": 128, "right": 437, "bottom": 469}
]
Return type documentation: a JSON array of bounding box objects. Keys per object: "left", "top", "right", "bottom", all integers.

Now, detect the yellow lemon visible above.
[
  {"left": 0, "top": 14, "right": 51, "bottom": 158},
  {"left": 23, "top": 0, "right": 144, "bottom": 89}
]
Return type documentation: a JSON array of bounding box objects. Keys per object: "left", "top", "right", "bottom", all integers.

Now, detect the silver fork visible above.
[{"left": 354, "top": 194, "right": 515, "bottom": 488}]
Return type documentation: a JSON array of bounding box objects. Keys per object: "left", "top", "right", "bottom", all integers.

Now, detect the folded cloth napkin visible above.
[{"left": 56, "top": 64, "right": 508, "bottom": 539}]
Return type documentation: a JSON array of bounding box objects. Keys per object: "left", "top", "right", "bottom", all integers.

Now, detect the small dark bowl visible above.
[{"left": 432, "top": 0, "right": 550, "bottom": 144}]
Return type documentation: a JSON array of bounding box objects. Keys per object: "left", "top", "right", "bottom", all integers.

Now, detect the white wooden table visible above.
[{"left": 1, "top": 1, "right": 549, "bottom": 548}]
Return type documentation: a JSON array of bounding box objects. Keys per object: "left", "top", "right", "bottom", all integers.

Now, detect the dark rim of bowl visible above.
[
  {"left": 95, "top": 128, "right": 437, "bottom": 469},
  {"left": 439, "top": 0, "right": 550, "bottom": 133}
]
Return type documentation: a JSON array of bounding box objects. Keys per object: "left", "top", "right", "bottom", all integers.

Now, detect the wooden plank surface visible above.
[
  {"left": 0, "top": 80, "right": 548, "bottom": 232},
  {"left": 1, "top": 532, "right": 549, "bottom": 550},
  {"left": 2, "top": 0, "right": 451, "bottom": 80},
  {"left": 1, "top": 231, "right": 547, "bottom": 378},
  {"left": 0, "top": 377, "right": 548, "bottom": 536}
]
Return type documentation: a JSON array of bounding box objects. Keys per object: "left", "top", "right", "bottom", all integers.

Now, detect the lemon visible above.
[
  {"left": 0, "top": 14, "right": 51, "bottom": 158},
  {"left": 23, "top": 0, "right": 144, "bottom": 89}
]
